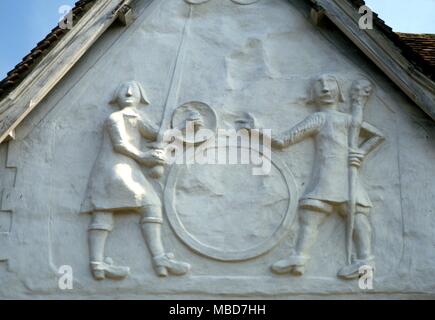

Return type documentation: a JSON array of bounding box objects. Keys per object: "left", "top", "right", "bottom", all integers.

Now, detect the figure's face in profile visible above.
[
  {"left": 116, "top": 82, "right": 141, "bottom": 108},
  {"left": 186, "top": 110, "right": 204, "bottom": 130},
  {"left": 351, "top": 80, "right": 373, "bottom": 105},
  {"left": 312, "top": 75, "right": 340, "bottom": 107}
]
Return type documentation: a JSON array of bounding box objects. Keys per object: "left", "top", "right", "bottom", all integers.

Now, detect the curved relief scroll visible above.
[{"left": 230, "top": 0, "right": 261, "bottom": 4}]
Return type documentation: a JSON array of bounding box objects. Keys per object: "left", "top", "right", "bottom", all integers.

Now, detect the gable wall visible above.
[{"left": 0, "top": 0, "right": 434, "bottom": 298}]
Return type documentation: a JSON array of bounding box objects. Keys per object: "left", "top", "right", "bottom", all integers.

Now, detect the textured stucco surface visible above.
[{"left": 0, "top": 0, "right": 434, "bottom": 298}]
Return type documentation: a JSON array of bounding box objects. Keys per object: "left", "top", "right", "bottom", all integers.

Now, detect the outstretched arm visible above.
[
  {"left": 263, "top": 113, "right": 325, "bottom": 149},
  {"left": 359, "top": 122, "right": 385, "bottom": 155}
]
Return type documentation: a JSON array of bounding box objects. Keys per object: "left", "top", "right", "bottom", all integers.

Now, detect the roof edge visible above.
[
  {"left": 312, "top": 0, "right": 435, "bottom": 120},
  {"left": 0, "top": 0, "right": 434, "bottom": 145},
  {"left": 0, "top": 0, "right": 134, "bottom": 143},
  {"left": 396, "top": 33, "right": 435, "bottom": 38},
  {"left": 0, "top": 0, "right": 97, "bottom": 101}
]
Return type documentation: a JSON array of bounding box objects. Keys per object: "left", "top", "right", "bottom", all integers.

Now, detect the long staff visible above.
[
  {"left": 149, "top": 5, "right": 192, "bottom": 180},
  {"left": 346, "top": 102, "right": 364, "bottom": 265},
  {"left": 157, "top": 5, "right": 192, "bottom": 143}
]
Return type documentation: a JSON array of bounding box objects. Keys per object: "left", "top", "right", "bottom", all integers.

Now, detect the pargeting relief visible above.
[{"left": 81, "top": 74, "right": 384, "bottom": 281}]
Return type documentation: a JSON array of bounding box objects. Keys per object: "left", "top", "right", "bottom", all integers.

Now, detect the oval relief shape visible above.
[{"left": 164, "top": 143, "right": 298, "bottom": 261}]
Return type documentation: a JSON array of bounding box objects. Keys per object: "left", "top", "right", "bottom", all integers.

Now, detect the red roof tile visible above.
[
  {"left": 346, "top": 0, "right": 435, "bottom": 80},
  {"left": 1, "top": 0, "right": 434, "bottom": 101},
  {"left": 397, "top": 33, "right": 435, "bottom": 68}
]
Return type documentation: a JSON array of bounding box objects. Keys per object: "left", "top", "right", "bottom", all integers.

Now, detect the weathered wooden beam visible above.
[
  {"left": 310, "top": 7, "right": 326, "bottom": 27},
  {"left": 117, "top": 4, "right": 135, "bottom": 26},
  {"left": 0, "top": 0, "right": 134, "bottom": 144},
  {"left": 314, "top": 0, "right": 435, "bottom": 120}
]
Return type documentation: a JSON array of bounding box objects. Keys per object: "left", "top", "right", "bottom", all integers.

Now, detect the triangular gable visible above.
[{"left": 0, "top": 0, "right": 434, "bottom": 145}]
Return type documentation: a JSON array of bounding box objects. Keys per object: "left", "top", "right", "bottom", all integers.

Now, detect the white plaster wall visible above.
[{"left": 0, "top": 0, "right": 434, "bottom": 298}]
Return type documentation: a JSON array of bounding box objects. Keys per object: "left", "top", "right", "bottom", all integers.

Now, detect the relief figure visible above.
[
  {"left": 246, "top": 74, "right": 385, "bottom": 279},
  {"left": 81, "top": 80, "right": 190, "bottom": 280}
]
